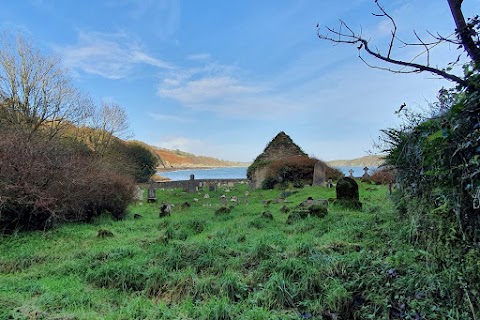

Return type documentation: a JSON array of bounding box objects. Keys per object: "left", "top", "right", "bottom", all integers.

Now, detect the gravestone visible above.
[
  {"left": 187, "top": 174, "right": 197, "bottom": 193},
  {"left": 221, "top": 195, "right": 227, "bottom": 206},
  {"left": 362, "top": 167, "right": 370, "bottom": 180},
  {"left": 159, "top": 203, "right": 172, "bottom": 217},
  {"left": 133, "top": 185, "right": 144, "bottom": 202},
  {"left": 336, "top": 177, "right": 362, "bottom": 209},
  {"left": 147, "top": 183, "right": 157, "bottom": 203},
  {"left": 208, "top": 184, "right": 217, "bottom": 192},
  {"left": 228, "top": 182, "right": 235, "bottom": 188},
  {"left": 348, "top": 169, "right": 354, "bottom": 178},
  {"left": 312, "top": 161, "right": 327, "bottom": 186},
  {"left": 327, "top": 178, "right": 334, "bottom": 188}
]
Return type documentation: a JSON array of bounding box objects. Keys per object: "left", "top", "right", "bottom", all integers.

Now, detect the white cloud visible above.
[
  {"left": 159, "top": 75, "right": 260, "bottom": 104},
  {"left": 58, "top": 31, "right": 173, "bottom": 79},
  {"left": 156, "top": 61, "right": 316, "bottom": 118},
  {"left": 148, "top": 112, "right": 194, "bottom": 123},
  {"left": 155, "top": 136, "right": 205, "bottom": 153}
]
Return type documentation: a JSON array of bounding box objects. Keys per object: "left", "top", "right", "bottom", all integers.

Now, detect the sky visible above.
[{"left": 1, "top": 0, "right": 478, "bottom": 162}]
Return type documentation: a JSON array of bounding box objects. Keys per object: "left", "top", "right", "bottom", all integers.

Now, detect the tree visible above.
[
  {"left": 0, "top": 33, "right": 92, "bottom": 139},
  {"left": 87, "top": 102, "right": 130, "bottom": 156},
  {"left": 317, "top": 0, "right": 479, "bottom": 89},
  {"left": 124, "top": 141, "right": 159, "bottom": 182}
]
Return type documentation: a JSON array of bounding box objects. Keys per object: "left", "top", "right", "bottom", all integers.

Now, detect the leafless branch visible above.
[{"left": 316, "top": 1, "right": 469, "bottom": 88}]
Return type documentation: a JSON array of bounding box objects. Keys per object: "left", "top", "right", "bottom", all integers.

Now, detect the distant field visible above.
[{"left": 0, "top": 183, "right": 473, "bottom": 319}]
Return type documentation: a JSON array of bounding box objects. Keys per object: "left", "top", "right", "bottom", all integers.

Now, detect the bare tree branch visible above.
[{"left": 316, "top": 0, "right": 479, "bottom": 88}]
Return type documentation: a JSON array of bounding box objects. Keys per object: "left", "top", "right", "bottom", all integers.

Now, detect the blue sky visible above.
[{"left": 1, "top": 0, "right": 478, "bottom": 162}]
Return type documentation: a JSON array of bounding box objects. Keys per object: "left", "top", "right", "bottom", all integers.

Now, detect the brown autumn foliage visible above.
[
  {"left": 370, "top": 166, "right": 396, "bottom": 185},
  {"left": 0, "top": 131, "right": 135, "bottom": 232},
  {"left": 262, "top": 156, "right": 344, "bottom": 189}
]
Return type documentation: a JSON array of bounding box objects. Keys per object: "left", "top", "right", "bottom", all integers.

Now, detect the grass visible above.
[{"left": 0, "top": 182, "right": 478, "bottom": 319}]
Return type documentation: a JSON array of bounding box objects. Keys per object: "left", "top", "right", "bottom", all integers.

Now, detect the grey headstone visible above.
[
  {"left": 312, "top": 161, "right": 327, "bottom": 186},
  {"left": 133, "top": 186, "right": 144, "bottom": 201},
  {"left": 147, "top": 184, "right": 157, "bottom": 203}
]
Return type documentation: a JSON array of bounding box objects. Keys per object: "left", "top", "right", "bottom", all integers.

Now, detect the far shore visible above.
[{"left": 156, "top": 165, "right": 248, "bottom": 173}]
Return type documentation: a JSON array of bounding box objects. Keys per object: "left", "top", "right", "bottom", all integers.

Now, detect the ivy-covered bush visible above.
[
  {"left": 260, "top": 156, "right": 343, "bottom": 190},
  {"left": 383, "top": 80, "right": 480, "bottom": 241}
]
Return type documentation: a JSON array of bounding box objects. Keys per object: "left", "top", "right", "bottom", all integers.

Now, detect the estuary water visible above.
[
  {"left": 158, "top": 166, "right": 377, "bottom": 181},
  {"left": 159, "top": 167, "right": 248, "bottom": 181}
]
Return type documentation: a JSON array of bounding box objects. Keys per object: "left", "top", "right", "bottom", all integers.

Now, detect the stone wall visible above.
[{"left": 157, "top": 178, "right": 249, "bottom": 191}]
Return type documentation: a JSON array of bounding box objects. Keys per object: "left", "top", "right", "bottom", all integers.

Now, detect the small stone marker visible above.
[
  {"left": 159, "top": 203, "right": 172, "bottom": 217},
  {"left": 348, "top": 169, "right": 354, "bottom": 178},
  {"left": 228, "top": 182, "right": 235, "bottom": 188},
  {"left": 147, "top": 183, "right": 157, "bottom": 203},
  {"left": 312, "top": 161, "right": 327, "bottom": 186},
  {"left": 133, "top": 185, "right": 144, "bottom": 202},
  {"left": 221, "top": 195, "right": 227, "bottom": 206},
  {"left": 336, "top": 177, "right": 362, "bottom": 209},
  {"left": 204, "top": 193, "right": 210, "bottom": 199},
  {"left": 327, "top": 178, "right": 333, "bottom": 188}
]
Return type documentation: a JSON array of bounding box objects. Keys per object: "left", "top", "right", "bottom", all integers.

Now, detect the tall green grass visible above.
[{"left": 0, "top": 182, "right": 478, "bottom": 319}]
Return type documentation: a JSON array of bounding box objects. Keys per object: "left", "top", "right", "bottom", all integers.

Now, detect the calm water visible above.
[
  {"left": 158, "top": 166, "right": 377, "bottom": 181},
  {"left": 159, "top": 167, "right": 248, "bottom": 181}
]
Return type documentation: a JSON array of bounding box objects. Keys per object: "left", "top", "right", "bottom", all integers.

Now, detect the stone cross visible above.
[{"left": 348, "top": 169, "right": 354, "bottom": 178}]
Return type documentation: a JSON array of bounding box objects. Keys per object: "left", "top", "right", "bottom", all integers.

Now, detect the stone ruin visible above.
[{"left": 247, "top": 131, "right": 308, "bottom": 189}]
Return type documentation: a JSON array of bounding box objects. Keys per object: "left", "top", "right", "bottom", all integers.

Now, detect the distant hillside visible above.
[
  {"left": 151, "top": 147, "right": 249, "bottom": 169},
  {"left": 327, "top": 155, "right": 385, "bottom": 167}
]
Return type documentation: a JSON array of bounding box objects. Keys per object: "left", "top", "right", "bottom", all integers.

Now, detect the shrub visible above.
[
  {"left": 370, "top": 166, "right": 396, "bottom": 185},
  {"left": 261, "top": 176, "right": 279, "bottom": 190},
  {"left": 325, "top": 166, "right": 344, "bottom": 181},
  {"left": 260, "top": 156, "right": 343, "bottom": 189},
  {"left": 0, "top": 132, "right": 135, "bottom": 232}
]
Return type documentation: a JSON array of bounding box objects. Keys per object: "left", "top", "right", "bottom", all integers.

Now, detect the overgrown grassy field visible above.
[{"left": 1, "top": 183, "right": 478, "bottom": 319}]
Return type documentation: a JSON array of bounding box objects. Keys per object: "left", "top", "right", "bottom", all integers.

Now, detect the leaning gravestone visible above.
[
  {"left": 336, "top": 177, "right": 362, "bottom": 209},
  {"left": 312, "top": 161, "right": 327, "bottom": 186},
  {"left": 147, "top": 184, "right": 157, "bottom": 203}
]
